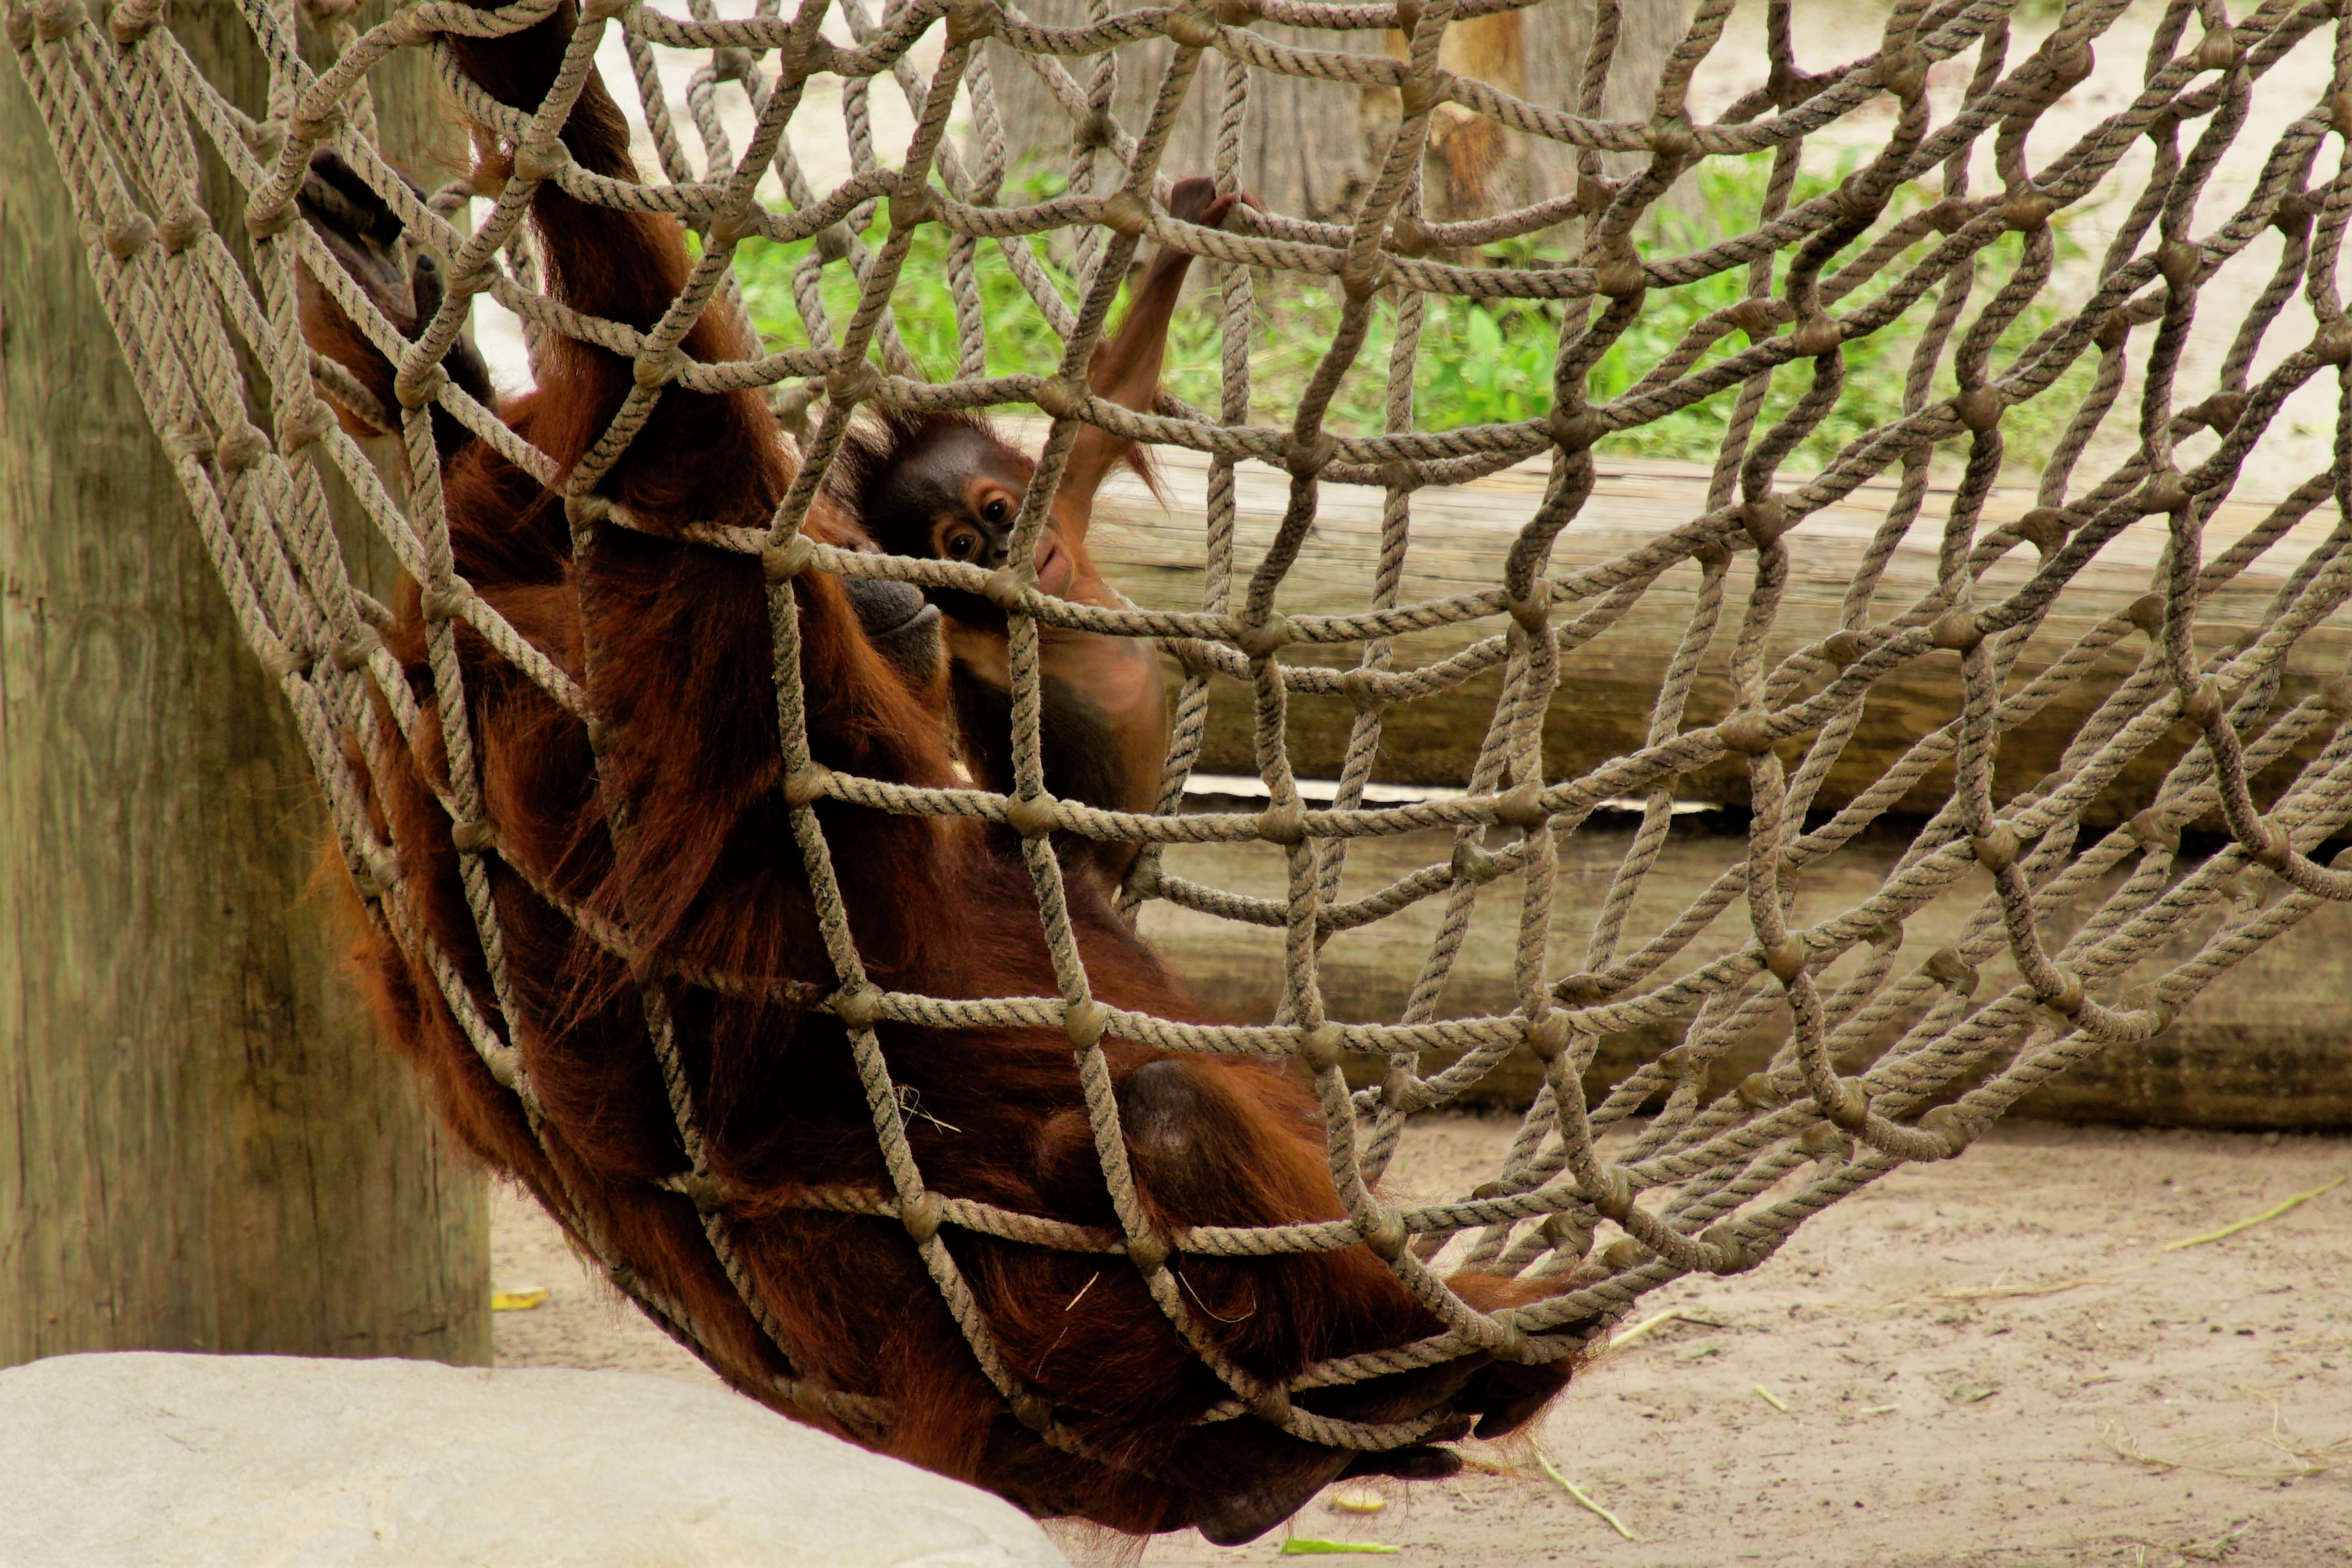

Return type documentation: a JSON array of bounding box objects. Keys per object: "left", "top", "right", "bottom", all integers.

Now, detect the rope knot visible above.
[
  {"left": 1953, "top": 384, "right": 2003, "bottom": 433},
  {"left": 1397, "top": 70, "right": 1451, "bottom": 120},
  {"left": 1821, "top": 1079, "right": 1870, "bottom": 1131},
  {"left": 828, "top": 357, "right": 883, "bottom": 405},
  {"left": 107, "top": 0, "right": 162, "bottom": 43},
  {"left": 763, "top": 532, "right": 818, "bottom": 582},
  {"left": 1494, "top": 784, "right": 1549, "bottom": 830},
  {"left": 1931, "top": 610, "right": 1983, "bottom": 653},
  {"left": 2000, "top": 188, "right": 2054, "bottom": 232},
  {"left": 2142, "top": 467, "right": 2195, "bottom": 514},
  {"left": 944, "top": 0, "right": 994, "bottom": 43},
  {"left": 832, "top": 985, "right": 884, "bottom": 1031},
  {"left": 1256, "top": 801, "right": 1307, "bottom": 845},
  {"left": 1360, "top": 1210, "right": 1408, "bottom": 1261},
  {"left": 2191, "top": 23, "right": 2239, "bottom": 73},
  {"left": 889, "top": 179, "right": 939, "bottom": 234},
  {"left": 1592, "top": 248, "right": 1647, "bottom": 299},
  {"left": 275, "top": 398, "right": 336, "bottom": 453},
  {"left": 1283, "top": 431, "right": 1337, "bottom": 476},
  {"left": 1096, "top": 189, "right": 1149, "bottom": 236},
  {"left": 1920, "top": 1106, "right": 1972, "bottom": 1156},
  {"left": 158, "top": 205, "right": 210, "bottom": 253},
  {"left": 1548, "top": 404, "right": 1604, "bottom": 451},
  {"left": 1387, "top": 217, "right": 1434, "bottom": 257},
  {"left": 899, "top": 1191, "right": 944, "bottom": 1243},
  {"left": 1449, "top": 840, "right": 1498, "bottom": 885},
  {"left": 1740, "top": 493, "right": 1789, "bottom": 546},
  {"left": 2015, "top": 507, "right": 2069, "bottom": 553},
  {"left": 1233, "top": 612, "right": 1290, "bottom": 658},
  {"left": 1004, "top": 794, "right": 1060, "bottom": 838},
  {"left": 1970, "top": 824, "right": 2022, "bottom": 874},
  {"left": 1924, "top": 947, "right": 1980, "bottom": 995},
  {"left": 1031, "top": 374, "right": 1086, "bottom": 420},
  {"left": 1162, "top": 6, "right": 1217, "bottom": 48},
  {"left": 783, "top": 762, "right": 834, "bottom": 806},
  {"left": 1525, "top": 1011, "right": 1571, "bottom": 1063},
  {"left": 216, "top": 423, "right": 271, "bottom": 474},
  {"left": 1041, "top": 998, "right": 1101, "bottom": 1057},
  {"left": 1585, "top": 1167, "right": 1634, "bottom": 1221},
  {"left": 1716, "top": 709, "right": 1773, "bottom": 756},
  {"left": 30, "top": 0, "right": 83, "bottom": 42}
]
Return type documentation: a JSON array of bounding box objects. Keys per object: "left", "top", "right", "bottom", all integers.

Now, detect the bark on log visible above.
[
  {"left": 1084, "top": 448, "right": 2350, "bottom": 828},
  {"left": 0, "top": 1, "right": 489, "bottom": 1368},
  {"left": 1137, "top": 822, "right": 2352, "bottom": 1132}
]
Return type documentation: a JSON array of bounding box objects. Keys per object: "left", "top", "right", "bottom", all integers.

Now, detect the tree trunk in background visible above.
[
  {"left": 0, "top": 0, "right": 489, "bottom": 1368},
  {"left": 978, "top": 1, "right": 1688, "bottom": 230}
]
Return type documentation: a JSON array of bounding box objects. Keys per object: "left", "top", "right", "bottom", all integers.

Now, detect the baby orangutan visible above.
[{"left": 832, "top": 177, "right": 1248, "bottom": 888}]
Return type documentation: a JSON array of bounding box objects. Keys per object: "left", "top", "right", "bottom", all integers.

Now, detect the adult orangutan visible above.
[{"left": 301, "top": 0, "right": 1580, "bottom": 1542}]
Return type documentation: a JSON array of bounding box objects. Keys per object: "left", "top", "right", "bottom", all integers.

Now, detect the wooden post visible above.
[{"left": 0, "top": 2, "right": 488, "bottom": 1367}]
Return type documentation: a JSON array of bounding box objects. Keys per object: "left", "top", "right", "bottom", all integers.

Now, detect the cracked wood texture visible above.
[
  {"left": 1088, "top": 450, "right": 2352, "bottom": 824},
  {"left": 0, "top": 0, "right": 487, "bottom": 1369}
]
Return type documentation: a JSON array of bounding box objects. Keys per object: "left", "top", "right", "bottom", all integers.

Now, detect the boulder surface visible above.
[{"left": 0, "top": 1352, "right": 1069, "bottom": 1568}]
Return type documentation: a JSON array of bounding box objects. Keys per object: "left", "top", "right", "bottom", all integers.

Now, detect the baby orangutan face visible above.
[
  {"left": 848, "top": 414, "right": 1078, "bottom": 600},
  {"left": 928, "top": 472, "right": 1018, "bottom": 567}
]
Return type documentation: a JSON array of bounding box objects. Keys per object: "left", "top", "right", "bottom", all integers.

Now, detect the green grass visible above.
[{"left": 726, "top": 153, "right": 2095, "bottom": 476}]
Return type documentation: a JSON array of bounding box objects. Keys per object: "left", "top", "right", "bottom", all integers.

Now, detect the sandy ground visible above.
[{"left": 492, "top": 1116, "right": 2352, "bottom": 1568}]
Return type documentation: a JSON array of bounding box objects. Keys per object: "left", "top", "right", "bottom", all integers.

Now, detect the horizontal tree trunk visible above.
[
  {"left": 1137, "top": 821, "right": 2352, "bottom": 1132},
  {"left": 1084, "top": 447, "right": 2349, "bottom": 828}
]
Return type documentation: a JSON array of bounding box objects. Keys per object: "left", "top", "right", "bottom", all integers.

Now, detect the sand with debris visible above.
[{"left": 492, "top": 1116, "right": 2350, "bottom": 1568}]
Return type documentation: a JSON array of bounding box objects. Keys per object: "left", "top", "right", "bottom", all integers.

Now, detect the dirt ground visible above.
[{"left": 491, "top": 1116, "right": 2350, "bottom": 1568}]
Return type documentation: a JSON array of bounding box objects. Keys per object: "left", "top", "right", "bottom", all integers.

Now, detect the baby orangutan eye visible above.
[
  {"left": 980, "top": 498, "right": 1008, "bottom": 524},
  {"left": 945, "top": 528, "right": 983, "bottom": 560}
]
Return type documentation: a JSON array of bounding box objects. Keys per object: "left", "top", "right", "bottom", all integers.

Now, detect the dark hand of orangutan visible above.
[
  {"left": 296, "top": 150, "right": 497, "bottom": 459},
  {"left": 1163, "top": 173, "right": 1254, "bottom": 232}
]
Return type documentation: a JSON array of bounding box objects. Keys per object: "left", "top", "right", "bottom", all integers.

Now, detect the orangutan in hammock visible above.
[{"left": 298, "top": 0, "right": 1581, "bottom": 1540}]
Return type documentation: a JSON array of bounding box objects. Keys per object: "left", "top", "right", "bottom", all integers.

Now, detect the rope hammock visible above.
[{"left": 18, "top": 0, "right": 2352, "bottom": 1495}]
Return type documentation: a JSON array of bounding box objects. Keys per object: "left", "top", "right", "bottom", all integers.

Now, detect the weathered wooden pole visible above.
[{"left": 0, "top": 0, "right": 487, "bottom": 1367}]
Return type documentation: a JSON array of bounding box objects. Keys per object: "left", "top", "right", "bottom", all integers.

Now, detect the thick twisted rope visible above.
[{"left": 16, "top": 0, "right": 2352, "bottom": 1455}]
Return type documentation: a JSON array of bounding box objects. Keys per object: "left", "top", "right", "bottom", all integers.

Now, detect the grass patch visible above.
[{"left": 728, "top": 154, "right": 2096, "bottom": 476}]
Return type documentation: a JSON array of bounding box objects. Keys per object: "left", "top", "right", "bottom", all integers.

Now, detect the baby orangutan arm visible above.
[
  {"left": 837, "top": 180, "right": 1251, "bottom": 891},
  {"left": 1055, "top": 175, "right": 1249, "bottom": 532}
]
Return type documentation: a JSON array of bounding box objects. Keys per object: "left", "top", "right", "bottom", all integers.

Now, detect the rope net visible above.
[{"left": 19, "top": 0, "right": 2352, "bottom": 1486}]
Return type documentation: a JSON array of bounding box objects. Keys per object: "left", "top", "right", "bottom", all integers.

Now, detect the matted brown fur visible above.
[{"left": 311, "top": 2, "right": 1580, "bottom": 1541}]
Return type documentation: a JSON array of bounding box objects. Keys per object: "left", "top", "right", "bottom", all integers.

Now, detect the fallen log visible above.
[
  {"left": 1088, "top": 449, "right": 2350, "bottom": 826},
  {"left": 1136, "top": 819, "right": 2352, "bottom": 1132}
]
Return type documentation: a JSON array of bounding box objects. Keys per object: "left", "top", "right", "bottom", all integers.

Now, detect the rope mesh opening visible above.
[{"left": 19, "top": 0, "right": 2352, "bottom": 1465}]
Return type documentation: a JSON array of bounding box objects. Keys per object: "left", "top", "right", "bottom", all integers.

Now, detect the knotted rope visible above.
[{"left": 16, "top": 0, "right": 2352, "bottom": 1455}]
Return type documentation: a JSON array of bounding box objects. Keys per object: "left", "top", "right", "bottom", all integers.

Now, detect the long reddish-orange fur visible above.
[{"left": 307, "top": 2, "right": 1579, "bottom": 1540}]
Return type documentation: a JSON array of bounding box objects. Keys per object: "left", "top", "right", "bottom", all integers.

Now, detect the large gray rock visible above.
[{"left": 0, "top": 1352, "right": 1069, "bottom": 1568}]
